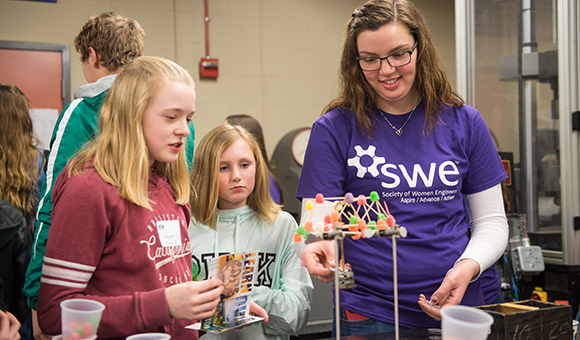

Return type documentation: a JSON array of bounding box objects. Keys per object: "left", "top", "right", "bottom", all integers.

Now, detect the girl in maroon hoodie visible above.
[{"left": 37, "top": 56, "right": 266, "bottom": 340}]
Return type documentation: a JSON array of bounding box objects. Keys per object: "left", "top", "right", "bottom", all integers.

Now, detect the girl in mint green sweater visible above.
[{"left": 189, "top": 124, "right": 313, "bottom": 340}]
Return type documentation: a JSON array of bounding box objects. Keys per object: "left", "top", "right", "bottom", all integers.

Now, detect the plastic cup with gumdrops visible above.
[{"left": 60, "top": 299, "right": 105, "bottom": 340}]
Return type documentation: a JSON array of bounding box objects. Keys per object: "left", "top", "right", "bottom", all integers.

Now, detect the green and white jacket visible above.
[
  {"left": 24, "top": 75, "right": 196, "bottom": 309},
  {"left": 189, "top": 205, "right": 313, "bottom": 340}
]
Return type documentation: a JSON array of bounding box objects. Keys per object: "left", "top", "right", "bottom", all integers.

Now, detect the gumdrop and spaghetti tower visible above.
[{"left": 294, "top": 191, "right": 407, "bottom": 340}]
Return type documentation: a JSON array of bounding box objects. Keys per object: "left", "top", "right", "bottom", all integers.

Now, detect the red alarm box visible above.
[{"left": 200, "top": 58, "right": 219, "bottom": 78}]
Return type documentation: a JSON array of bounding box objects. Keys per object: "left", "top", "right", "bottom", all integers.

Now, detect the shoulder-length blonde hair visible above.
[
  {"left": 326, "top": 0, "right": 464, "bottom": 138},
  {"left": 190, "top": 124, "right": 279, "bottom": 229},
  {"left": 68, "top": 56, "right": 194, "bottom": 209},
  {"left": 0, "top": 83, "right": 43, "bottom": 220}
]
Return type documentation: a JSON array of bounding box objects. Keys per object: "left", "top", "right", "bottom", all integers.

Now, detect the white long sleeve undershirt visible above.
[{"left": 459, "top": 183, "right": 509, "bottom": 280}]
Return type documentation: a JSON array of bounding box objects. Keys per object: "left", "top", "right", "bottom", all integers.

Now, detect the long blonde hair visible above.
[
  {"left": 190, "top": 125, "right": 279, "bottom": 229},
  {"left": 0, "top": 83, "right": 43, "bottom": 221},
  {"left": 326, "top": 0, "right": 464, "bottom": 138},
  {"left": 68, "top": 56, "right": 194, "bottom": 209}
]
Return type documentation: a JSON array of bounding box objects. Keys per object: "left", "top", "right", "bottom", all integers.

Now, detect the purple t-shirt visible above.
[{"left": 296, "top": 102, "right": 507, "bottom": 328}]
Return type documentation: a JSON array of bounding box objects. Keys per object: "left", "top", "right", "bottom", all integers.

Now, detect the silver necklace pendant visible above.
[{"left": 378, "top": 102, "right": 419, "bottom": 137}]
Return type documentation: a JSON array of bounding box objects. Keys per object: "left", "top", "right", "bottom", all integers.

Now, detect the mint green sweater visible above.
[{"left": 189, "top": 206, "right": 313, "bottom": 340}]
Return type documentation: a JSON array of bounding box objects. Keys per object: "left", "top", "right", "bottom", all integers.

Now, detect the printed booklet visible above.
[{"left": 187, "top": 250, "right": 264, "bottom": 333}]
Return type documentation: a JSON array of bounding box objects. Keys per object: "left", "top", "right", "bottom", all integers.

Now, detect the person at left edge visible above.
[{"left": 0, "top": 83, "right": 46, "bottom": 340}]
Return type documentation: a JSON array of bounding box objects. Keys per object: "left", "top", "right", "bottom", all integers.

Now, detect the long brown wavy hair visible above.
[
  {"left": 325, "top": 0, "right": 464, "bottom": 138},
  {"left": 0, "top": 83, "right": 43, "bottom": 221}
]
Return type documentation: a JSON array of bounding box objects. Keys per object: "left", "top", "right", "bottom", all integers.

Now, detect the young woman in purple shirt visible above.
[{"left": 296, "top": 0, "right": 508, "bottom": 335}]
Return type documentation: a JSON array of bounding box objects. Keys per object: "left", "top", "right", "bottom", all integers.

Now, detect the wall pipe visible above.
[{"left": 204, "top": 0, "right": 211, "bottom": 59}]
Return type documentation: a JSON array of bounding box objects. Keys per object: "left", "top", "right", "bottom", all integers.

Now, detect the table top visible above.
[{"left": 320, "top": 327, "right": 442, "bottom": 340}]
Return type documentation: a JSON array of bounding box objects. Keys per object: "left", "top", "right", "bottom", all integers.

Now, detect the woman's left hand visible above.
[{"left": 417, "top": 259, "right": 480, "bottom": 320}]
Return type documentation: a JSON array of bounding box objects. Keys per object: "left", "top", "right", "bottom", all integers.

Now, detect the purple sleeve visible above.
[
  {"left": 296, "top": 111, "right": 351, "bottom": 199},
  {"left": 462, "top": 109, "right": 507, "bottom": 194}
]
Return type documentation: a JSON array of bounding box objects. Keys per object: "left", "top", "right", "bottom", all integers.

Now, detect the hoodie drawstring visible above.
[
  {"left": 213, "top": 212, "right": 241, "bottom": 256},
  {"left": 234, "top": 214, "right": 240, "bottom": 254},
  {"left": 213, "top": 214, "right": 220, "bottom": 258}
]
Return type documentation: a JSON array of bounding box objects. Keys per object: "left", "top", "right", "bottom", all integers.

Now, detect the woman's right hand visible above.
[
  {"left": 301, "top": 240, "right": 335, "bottom": 282},
  {"left": 165, "top": 279, "right": 224, "bottom": 320}
]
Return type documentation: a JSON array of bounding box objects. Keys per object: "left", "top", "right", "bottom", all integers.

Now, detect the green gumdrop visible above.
[
  {"left": 368, "top": 221, "right": 377, "bottom": 230},
  {"left": 370, "top": 191, "right": 380, "bottom": 202},
  {"left": 297, "top": 226, "right": 305, "bottom": 236},
  {"left": 349, "top": 216, "right": 359, "bottom": 224},
  {"left": 377, "top": 214, "right": 386, "bottom": 221},
  {"left": 76, "top": 327, "right": 84, "bottom": 335}
]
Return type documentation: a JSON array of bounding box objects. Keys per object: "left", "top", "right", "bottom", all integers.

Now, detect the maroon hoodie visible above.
[{"left": 38, "top": 163, "right": 195, "bottom": 340}]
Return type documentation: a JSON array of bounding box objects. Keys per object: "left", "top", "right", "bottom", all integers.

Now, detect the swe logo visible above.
[
  {"left": 347, "top": 145, "right": 459, "bottom": 189},
  {"left": 347, "top": 145, "right": 385, "bottom": 177}
]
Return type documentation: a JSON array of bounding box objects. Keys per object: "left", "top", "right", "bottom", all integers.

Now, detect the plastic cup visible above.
[
  {"left": 60, "top": 299, "right": 105, "bottom": 340},
  {"left": 126, "top": 333, "right": 171, "bottom": 340},
  {"left": 573, "top": 320, "right": 579, "bottom": 340},
  {"left": 54, "top": 336, "right": 96, "bottom": 340},
  {"left": 52, "top": 336, "right": 94, "bottom": 340},
  {"left": 440, "top": 305, "right": 494, "bottom": 340}
]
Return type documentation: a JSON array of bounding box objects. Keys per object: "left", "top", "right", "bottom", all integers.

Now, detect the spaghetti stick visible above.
[
  {"left": 383, "top": 201, "right": 391, "bottom": 216},
  {"left": 341, "top": 239, "right": 346, "bottom": 272}
]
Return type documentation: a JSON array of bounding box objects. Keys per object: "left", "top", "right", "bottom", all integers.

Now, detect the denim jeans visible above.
[
  {"left": 20, "top": 313, "right": 34, "bottom": 340},
  {"left": 489, "top": 292, "right": 505, "bottom": 304},
  {"left": 332, "top": 307, "right": 406, "bottom": 336}
]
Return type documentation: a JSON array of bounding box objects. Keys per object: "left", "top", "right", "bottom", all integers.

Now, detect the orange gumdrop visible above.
[
  {"left": 377, "top": 219, "right": 388, "bottom": 229},
  {"left": 330, "top": 211, "right": 340, "bottom": 222},
  {"left": 294, "top": 233, "right": 302, "bottom": 242},
  {"left": 348, "top": 225, "right": 361, "bottom": 240},
  {"left": 357, "top": 220, "right": 369, "bottom": 238},
  {"left": 304, "top": 221, "right": 314, "bottom": 232}
]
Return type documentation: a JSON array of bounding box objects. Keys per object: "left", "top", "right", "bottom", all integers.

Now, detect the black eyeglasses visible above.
[{"left": 357, "top": 41, "right": 418, "bottom": 71}]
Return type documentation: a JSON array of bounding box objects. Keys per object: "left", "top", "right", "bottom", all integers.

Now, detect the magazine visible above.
[{"left": 187, "top": 250, "right": 264, "bottom": 333}]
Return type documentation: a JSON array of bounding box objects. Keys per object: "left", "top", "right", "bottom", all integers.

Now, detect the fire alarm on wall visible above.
[{"left": 200, "top": 58, "right": 219, "bottom": 78}]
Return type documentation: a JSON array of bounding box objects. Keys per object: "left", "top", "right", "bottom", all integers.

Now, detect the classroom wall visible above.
[{"left": 0, "top": 0, "right": 455, "bottom": 157}]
